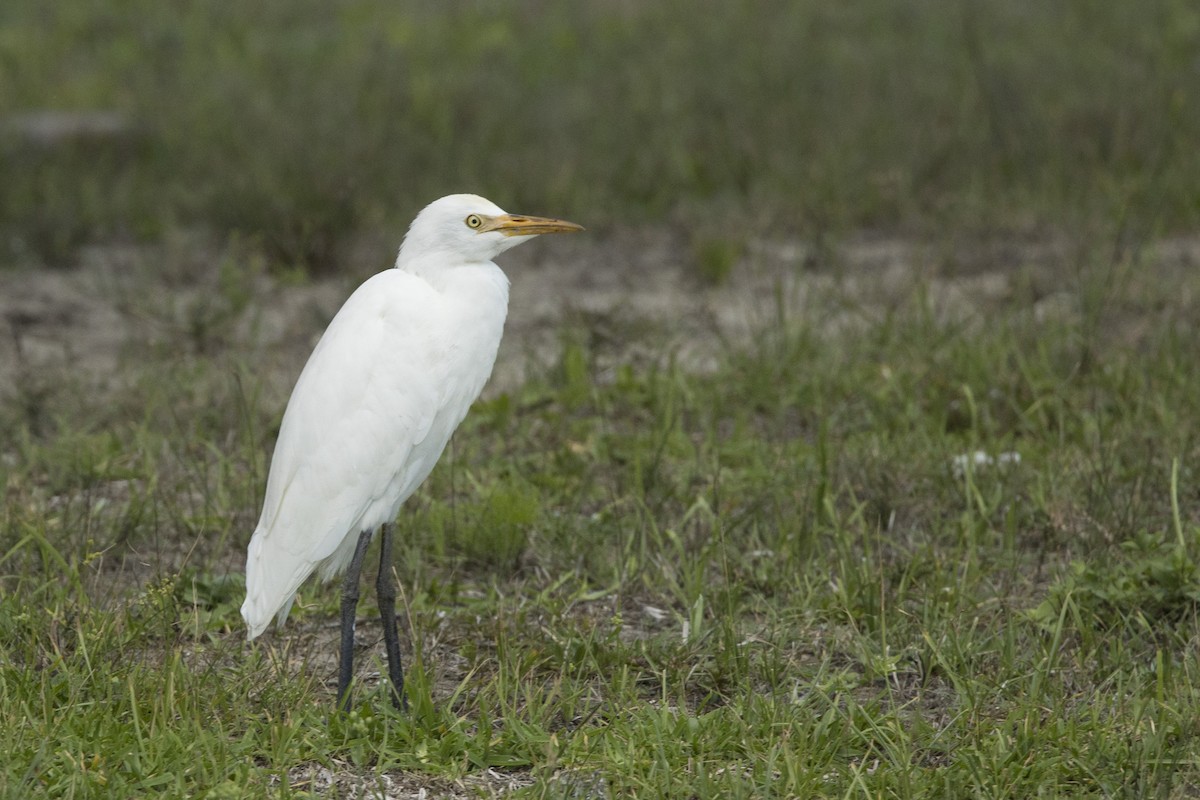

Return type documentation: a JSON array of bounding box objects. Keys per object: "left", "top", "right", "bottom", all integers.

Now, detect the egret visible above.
[{"left": 241, "top": 194, "right": 583, "bottom": 710}]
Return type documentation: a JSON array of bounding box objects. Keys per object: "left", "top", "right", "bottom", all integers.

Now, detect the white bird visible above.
[{"left": 241, "top": 194, "right": 583, "bottom": 709}]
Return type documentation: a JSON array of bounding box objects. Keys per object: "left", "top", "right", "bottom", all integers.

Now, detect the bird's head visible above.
[{"left": 396, "top": 194, "right": 583, "bottom": 272}]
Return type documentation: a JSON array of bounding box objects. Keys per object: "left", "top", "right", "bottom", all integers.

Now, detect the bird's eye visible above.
[{"left": 465, "top": 214, "right": 483, "bottom": 229}]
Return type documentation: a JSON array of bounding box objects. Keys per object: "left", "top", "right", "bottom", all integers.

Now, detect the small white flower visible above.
[
  {"left": 642, "top": 605, "right": 668, "bottom": 622},
  {"left": 951, "top": 450, "right": 1021, "bottom": 477}
]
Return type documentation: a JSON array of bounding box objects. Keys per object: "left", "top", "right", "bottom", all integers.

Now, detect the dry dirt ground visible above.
[{"left": 5, "top": 227, "right": 1196, "bottom": 407}]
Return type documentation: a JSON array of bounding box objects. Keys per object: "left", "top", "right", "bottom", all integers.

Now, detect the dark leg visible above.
[
  {"left": 337, "top": 527, "right": 375, "bottom": 712},
  {"left": 376, "top": 522, "right": 407, "bottom": 710}
]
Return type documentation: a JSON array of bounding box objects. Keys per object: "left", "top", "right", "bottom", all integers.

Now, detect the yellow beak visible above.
[{"left": 479, "top": 214, "right": 585, "bottom": 237}]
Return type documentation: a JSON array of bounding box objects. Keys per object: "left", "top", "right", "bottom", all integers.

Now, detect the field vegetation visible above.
[{"left": 2, "top": 1, "right": 1200, "bottom": 797}]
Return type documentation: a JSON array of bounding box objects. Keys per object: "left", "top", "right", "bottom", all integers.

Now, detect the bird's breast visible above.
[{"left": 402, "top": 263, "right": 509, "bottom": 440}]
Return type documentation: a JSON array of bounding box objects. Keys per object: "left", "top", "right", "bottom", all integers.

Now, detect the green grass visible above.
[
  {"left": 2, "top": 235, "right": 1200, "bottom": 797},
  {"left": 2, "top": 1, "right": 1199, "bottom": 267},
  {"left": 4, "top": 2, "right": 1200, "bottom": 796}
]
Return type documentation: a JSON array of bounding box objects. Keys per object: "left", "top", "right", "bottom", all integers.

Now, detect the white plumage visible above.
[{"left": 241, "top": 195, "right": 582, "bottom": 654}]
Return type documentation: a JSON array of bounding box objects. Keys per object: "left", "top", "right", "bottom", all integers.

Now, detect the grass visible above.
[
  {"left": 2, "top": 1, "right": 1199, "bottom": 268},
  {"left": 2, "top": 229, "right": 1200, "bottom": 797},
  {"left": 3, "top": 1, "right": 1200, "bottom": 796}
]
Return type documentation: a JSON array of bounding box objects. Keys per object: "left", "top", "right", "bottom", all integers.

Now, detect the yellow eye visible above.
[{"left": 465, "top": 214, "right": 483, "bottom": 229}]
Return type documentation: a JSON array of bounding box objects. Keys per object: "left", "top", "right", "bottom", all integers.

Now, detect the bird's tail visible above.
[{"left": 241, "top": 526, "right": 302, "bottom": 640}]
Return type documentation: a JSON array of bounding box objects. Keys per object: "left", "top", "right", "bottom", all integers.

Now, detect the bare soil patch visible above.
[{"left": 5, "top": 228, "right": 1194, "bottom": 406}]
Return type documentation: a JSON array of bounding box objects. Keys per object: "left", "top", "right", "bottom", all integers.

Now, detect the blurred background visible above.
[{"left": 4, "top": 0, "right": 1198, "bottom": 272}]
